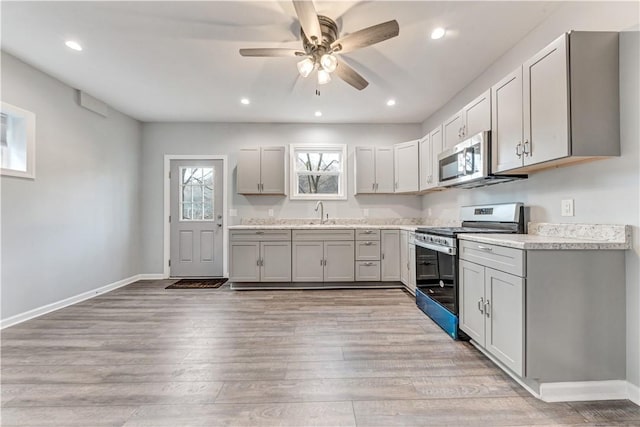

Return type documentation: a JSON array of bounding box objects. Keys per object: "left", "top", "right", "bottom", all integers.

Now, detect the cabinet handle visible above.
[
  {"left": 395, "top": 182, "right": 398, "bottom": 190},
  {"left": 372, "top": 183, "right": 375, "bottom": 191},
  {"left": 364, "top": 262, "right": 374, "bottom": 266},
  {"left": 257, "top": 183, "right": 260, "bottom": 191},
  {"left": 462, "top": 125, "right": 466, "bottom": 137},
  {"left": 484, "top": 300, "right": 491, "bottom": 318},
  {"left": 477, "top": 245, "right": 493, "bottom": 252},
  {"left": 515, "top": 142, "right": 522, "bottom": 158},
  {"left": 363, "top": 230, "right": 373, "bottom": 234},
  {"left": 478, "top": 297, "right": 484, "bottom": 314},
  {"left": 320, "top": 259, "right": 323, "bottom": 266},
  {"left": 382, "top": 253, "right": 385, "bottom": 260},
  {"left": 375, "top": 183, "right": 379, "bottom": 191},
  {"left": 523, "top": 140, "right": 530, "bottom": 156},
  {"left": 261, "top": 183, "right": 264, "bottom": 191},
  {"left": 257, "top": 259, "right": 261, "bottom": 266},
  {"left": 364, "top": 241, "right": 373, "bottom": 246},
  {"left": 256, "top": 231, "right": 265, "bottom": 235}
]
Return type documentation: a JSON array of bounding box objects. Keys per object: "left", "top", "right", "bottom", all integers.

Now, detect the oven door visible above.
[{"left": 414, "top": 241, "right": 458, "bottom": 315}]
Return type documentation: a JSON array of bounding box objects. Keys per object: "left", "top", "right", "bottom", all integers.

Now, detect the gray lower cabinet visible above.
[
  {"left": 381, "top": 230, "right": 400, "bottom": 281},
  {"left": 459, "top": 258, "right": 524, "bottom": 376},
  {"left": 399, "top": 230, "right": 409, "bottom": 285},
  {"left": 229, "top": 230, "right": 292, "bottom": 282},
  {"left": 292, "top": 240, "right": 355, "bottom": 282},
  {"left": 229, "top": 241, "right": 292, "bottom": 282}
]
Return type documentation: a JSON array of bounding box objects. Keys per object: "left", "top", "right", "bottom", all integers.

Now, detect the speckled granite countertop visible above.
[
  {"left": 459, "top": 223, "right": 632, "bottom": 250},
  {"left": 228, "top": 224, "right": 421, "bottom": 232}
]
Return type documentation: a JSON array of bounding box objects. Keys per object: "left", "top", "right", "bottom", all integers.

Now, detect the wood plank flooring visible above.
[{"left": 2, "top": 280, "right": 638, "bottom": 426}]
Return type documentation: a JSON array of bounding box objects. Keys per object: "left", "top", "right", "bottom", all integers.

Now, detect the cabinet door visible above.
[
  {"left": 355, "top": 261, "right": 381, "bottom": 281},
  {"left": 237, "top": 148, "right": 261, "bottom": 194},
  {"left": 523, "top": 33, "right": 570, "bottom": 167},
  {"left": 430, "top": 126, "right": 443, "bottom": 185},
  {"left": 459, "top": 259, "right": 486, "bottom": 344},
  {"left": 260, "top": 147, "right": 286, "bottom": 194},
  {"left": 355, "top": 146, "right": 376, "bottom": 194},
  {"left": 419, "top": 135, "right": 431, "bottom": 191},
  {"left": 229, "top": 242, "right": 260, "bottom": 282},
  {"left": 292, "top": 241, "right": 324, "bottom": 282},
  {"left": 355, "top": 240, "right": 380, "bottom": 261},
  {"left": 393, "top": 140, "right": 419, "bottom": 193},
  {"left": 407, "top": 244, "right": 416, "bottom": 293},
  {"left": 443, "top": 111, "right": 464, "bottom": 149},
  {"left": 260, "top": 241, "right": 291, "bottom": 282},
  {"left": 324, "top": 241, "right": 355, "bottom": 282},
  {"left": 399, "top": 230, "right": 409, "bottom": 285},
  {"left": 485, "top": 268, "right": 524, "bottom": 376},
  {"left": 381, "top": 230, "right": 400, "bottom": 281},
  {"left": 492, "top": 68, "right": 525, "bottom": 173},
  {"left": 463, "top": 89, "right": 491, "bottom": 138},
  {"left": 375, "top": 147, "right": 395, "bottom": 193}
]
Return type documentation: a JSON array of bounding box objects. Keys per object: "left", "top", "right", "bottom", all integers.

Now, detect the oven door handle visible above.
[{"left": 414, "top": 240, "right": 456, "bottom": 256}]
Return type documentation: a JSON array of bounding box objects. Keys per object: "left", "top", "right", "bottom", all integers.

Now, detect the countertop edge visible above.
[{"left": 458, "top": 234, "right": 632, "bottom": 250}]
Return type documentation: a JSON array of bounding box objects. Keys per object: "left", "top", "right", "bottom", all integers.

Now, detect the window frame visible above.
[{"left": 289, "top": 143, "right": 347, "bottom": 200}]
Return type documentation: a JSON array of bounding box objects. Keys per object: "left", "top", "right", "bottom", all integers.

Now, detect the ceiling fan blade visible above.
[
  {"left": 239, "top": 48, "right": 305, "bottom": 57},
  {"left": 331, "top": 20, "right": 399, "bottom": 54},
  {"left": 292, "top": 0, "right": 322, "bottom": 44},
  {"left": 334, "top": 59, "right": 369, "bottom": 90}
]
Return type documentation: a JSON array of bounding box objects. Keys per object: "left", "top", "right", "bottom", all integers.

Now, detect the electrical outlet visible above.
[
  {"left": 427, "top": 208, "right": 433, "bottom": 217},
  {"left": 363, "top": 209, "right": 369, "bottom": 217},
  {"left": 561, "top": 199, "right": 574, "bottom": 217},
  {"left": 229, "top": 209, "right": 238, "bottom": 217},
  {"left": 268, "top": 209, "right": 274, "bottom": 217}
]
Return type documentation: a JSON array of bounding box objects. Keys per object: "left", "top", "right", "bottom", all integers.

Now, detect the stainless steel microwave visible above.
[{"left": 437, "top": 131, "right": 526, "bottom": 189}]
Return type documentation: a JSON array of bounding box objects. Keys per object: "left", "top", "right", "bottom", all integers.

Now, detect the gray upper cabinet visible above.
[
  {"left": 354, "top": 146, "right": 394, "bottom": 194},
  {"left": 393, "top": 140, "right": 420, "bottom": 193},
  {"left": 237, "top": 146, "right": 286, "bottom": 194},
  {"left": 492, "top": 32, "right": 620, "bottom": 174},
  {"left": 419, "top": 126, "right": 444, "bottom": 191},
  {"left": 443, "top": 90, "right": 491, "bottom": 150}
]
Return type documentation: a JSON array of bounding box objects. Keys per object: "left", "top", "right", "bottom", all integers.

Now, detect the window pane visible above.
[
  {"left": 182, "top": 168, "right": 194, "bottom": 185},
  {"left": 192, "top": 203, "right": 203, "bottom": 220},
  {"left": 203, "top": 199, "right": 214, "bottom": 220},
  {"left": 182, "top": 203, "right": 192, "bottom": 220},
  {"left": 297, "top": 174, "right": 339, "bottom": 194},
  {"left": 203, "top": 168, "right": 213, "bottom": 186},
  {"left": 191, "top": 185, "right": 203, "bottom": 203},
  {"left": 295, "top": 152, "right": 341, "bottom": 172},
  {"left": 182, "top": 185, "right": 192, "bottom": 203}
]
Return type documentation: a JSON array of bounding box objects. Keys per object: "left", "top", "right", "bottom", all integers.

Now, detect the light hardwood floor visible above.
[{"left": 1, "top": 280, "right": 638, "bottom": 426}]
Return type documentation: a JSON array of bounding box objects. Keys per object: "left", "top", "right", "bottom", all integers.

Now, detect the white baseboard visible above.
[
  {"left": 539, "top": 380, "right": 628, "bottom": 403},
  {"left": 628, "top": 382, "right": 640, "bottom": 406},
  {"left": 1, "top": 274, "right": 142, "bottom": 329}
]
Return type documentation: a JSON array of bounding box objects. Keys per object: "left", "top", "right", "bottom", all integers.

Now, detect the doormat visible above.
[{"left": 165, "top": 278, "right": 228, "bottom": 289}]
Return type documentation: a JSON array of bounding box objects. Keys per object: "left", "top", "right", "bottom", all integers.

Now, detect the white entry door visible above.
[{"left": 170, "top": 160, "right": 224, "bottom": 277}]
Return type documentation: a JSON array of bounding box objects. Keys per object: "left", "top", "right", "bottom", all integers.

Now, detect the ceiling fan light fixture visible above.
[
  {"left": 297, "top": 57, "right": 315, "bottom": 78},
  {"left": 317, "top": 69, "right": 331, "bottom": 85},
  {"left": 320, "top": 53, "right": 338, "bottom": 73}
]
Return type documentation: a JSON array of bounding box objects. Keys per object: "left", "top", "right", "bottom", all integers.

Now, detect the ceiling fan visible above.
[{"left": 239, "top": 1, "right": 399, "bottom": 90}]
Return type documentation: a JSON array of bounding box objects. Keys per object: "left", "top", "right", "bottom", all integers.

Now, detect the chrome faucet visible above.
[{"left": 314, "top": 201, "right": 325, "bottom": 224}]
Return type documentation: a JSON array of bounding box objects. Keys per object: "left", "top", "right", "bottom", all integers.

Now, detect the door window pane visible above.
[{"left": 180, "top": 166, "right": 214, "bottom": 221}]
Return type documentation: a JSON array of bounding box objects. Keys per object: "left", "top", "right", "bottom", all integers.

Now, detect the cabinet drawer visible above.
[
  {"left": 292, "top": 229, "right": 355, "bottom": 241},
  {"left": 355, "top": 229, "right": 381, "bottom": 240},
  {"left": 355, "top": 240, "right": 380, "bottom": 261},
  {"left": 355, "top": 261, "right": 381, "bottom": 281},
  {"left": 230, "top": 229, "right": 291, "bottom": 241},
  {"left": 459, "top": 240, "right": 525, "bottom": 277}
]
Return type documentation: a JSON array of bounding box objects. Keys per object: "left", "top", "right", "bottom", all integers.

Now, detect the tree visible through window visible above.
[
  {"left": 180, "top": 167, "right": 214, "bottom": 221},
  {"left": 291, "top": 145, "right": 346, "bottom": 200}
]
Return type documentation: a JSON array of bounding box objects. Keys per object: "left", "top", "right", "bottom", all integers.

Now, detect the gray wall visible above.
[
  {"left": 140, "top": 122, "right": 422, "bottom": 274},
  {"left": 1, "top": 52, "right": 142, "bottom": 320},
  {"left": 420, "top": 2, "right": 640, "bottom": 387}
]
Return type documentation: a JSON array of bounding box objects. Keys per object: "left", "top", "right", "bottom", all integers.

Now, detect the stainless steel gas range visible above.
[{"left": 413, "top": 203, "right": 525, "bottom": 339}]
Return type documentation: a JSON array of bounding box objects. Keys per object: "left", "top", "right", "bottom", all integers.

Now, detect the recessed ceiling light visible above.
[
  {"left": 240, "top": 98, "right": 250, "bottom": 105},
  {"left": 431, "top": 28, "right": 446, "bottom": 40},
  {"left": 386, "top": 99, "right": 396, "bottom": 107},
  {"left": 314, "top": 111, "right": 322, "bottom": 117},
  {"left": 65, "top": 40, "right": 83, "bottom": 51}
]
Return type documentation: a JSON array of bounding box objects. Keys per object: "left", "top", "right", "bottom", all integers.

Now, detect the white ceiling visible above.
[{"left": 1, "top": 1, "right": 560, "bottom": 123}]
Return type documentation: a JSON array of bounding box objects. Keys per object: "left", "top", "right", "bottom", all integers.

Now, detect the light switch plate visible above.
[
  {"left": 363, "top": 208, "right": 369, "bottom": 217},
  {"left": 561, "top": 199, "right": 574, "bottom": 217},
  {"left": 268, "top": 209, "right": 274, "bottom": 217},
  {"left": 229, "top": 209, "right": 238, "bottom": 217}
]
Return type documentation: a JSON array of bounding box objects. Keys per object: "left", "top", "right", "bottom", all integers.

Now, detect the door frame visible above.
[{"left": 163, "top": 155, "right": 228, "bottom": 279}]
